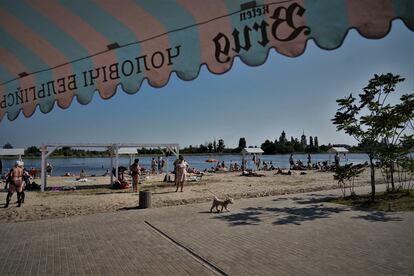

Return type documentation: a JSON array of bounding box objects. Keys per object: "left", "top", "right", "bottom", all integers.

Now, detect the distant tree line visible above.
[
  {"left": 6, "top": 133, "right": 377, "bottom": 157},
  {"left": 22, "top": 146, "right": 110, "bottom": 157},
  {"left": 180, "top": 138, "right": 241, "bottom": 154}
]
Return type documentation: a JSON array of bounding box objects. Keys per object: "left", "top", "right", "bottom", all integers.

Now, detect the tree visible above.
[
  {"left": 217, "top": 139, "right": 225, "bottom": 152},
  {"left": 207, "top": 142, "right": 213, "bottom": 153},
  {"left": 375, "top": 93, "right": 414, "bottom": 190},
  {"left": 261, "top": 140, "right": 276, "bottom": 154},
  {"left": 213, "top": 139, "right": 217, "bottom": 152},
  {"left": 333, "top": 73, "right": 413, "bottom": 200},
  {"left": 3, "top": 143, "right": 13, "bottom": 149},
  {"left": 293, "top": 142, "right": 304, "bottom": 152},
  {"left": 334, "top": 163, "right": 365, "bottom": 197},
  {"left": 25, "top": 146, "right": 41, "bottom": 156},
  {"left": 238, "top": 137, "right": 247, "bottom": 149},
  {"left": 199, "top": 144, "right": 208, "bottom": 153}
]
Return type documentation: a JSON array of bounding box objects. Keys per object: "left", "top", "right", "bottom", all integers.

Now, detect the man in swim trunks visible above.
[{"left": 130, "top": 159, "right": 140, "bottom": 193}]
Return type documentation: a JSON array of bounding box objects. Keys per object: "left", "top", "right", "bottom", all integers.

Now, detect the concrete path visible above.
[{"left": 0, "top": 185, "right": 413, "bottom": 275}]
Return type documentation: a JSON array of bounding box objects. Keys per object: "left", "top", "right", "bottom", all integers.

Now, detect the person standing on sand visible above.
[
  {"left": 151, "top": 158, "right": 157, "bottom": 175},
  {"left": 130, "top": 159, "right": 140, "bottom": 193},
  {"left": 5, "top": 161, "right": 25, "bottom": 208},
  {"left": 46, "top": 163, "right": 53, "bottom": 176},
  {"left": 307, "top": 153, "right": 312, "bottom": 169},
  {"left": 242, "top": 158, "right": 247, "bottom": 171},
  {"left": 161, "top": 158, "right": 166, "bottom": 174},
  {"left": 334, "top": 153, "right": 340, "bottom": 168},
  {"left": 157, "top": 156, "right": 162, "bottom": 174},
  {"left": 175, "top": 155, "right": 188, "bottom": 192},
  {"left": 289, "top": 154, "right": 294, "bottom": 169}
]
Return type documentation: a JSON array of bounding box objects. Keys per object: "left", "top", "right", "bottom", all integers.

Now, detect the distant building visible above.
[
  {"left": 301, "top": 131, "right": 307, "bottom": 146},
  {"left": 279, "top": 130, "right": 288, "bottom": 144},
  {"left": 333, "top": 144, "right": 351, "bottom": 149}
]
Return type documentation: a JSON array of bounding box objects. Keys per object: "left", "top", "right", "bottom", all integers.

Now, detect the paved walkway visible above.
[{"left": 0, "top": 185, "right": 413, "bottom": 275}]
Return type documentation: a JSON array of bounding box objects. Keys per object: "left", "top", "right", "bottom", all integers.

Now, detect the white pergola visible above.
[
  {"left": 0, "top": 148, "right": 25, "bottom": 174},
  {"left": 327, "top": 147, "right": 349, "bottom": 154},
  {"left": 327, "top": 147, "right": 349, "bottom": 165},
  {"left": 40, "top": 143, "right": 179, "bottom": 192},
  {"left": 0, "top": 148, "right": 25, "bottom": 160}
]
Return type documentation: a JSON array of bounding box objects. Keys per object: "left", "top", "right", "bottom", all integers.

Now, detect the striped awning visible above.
[{"left": 1, "top": 0, "right": 413, "bottom": 121}]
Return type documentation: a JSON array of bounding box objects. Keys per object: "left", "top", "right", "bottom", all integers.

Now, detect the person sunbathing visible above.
[
  {"left": 215, "top": 166, "right": 229, "bottom": 172},
  {"left": 291, "top": 161, "right": 307, "bottom": 170},
  {"left": 187, "top": 167, "right": 201, "bottom": 174},
  {"left": 241, "top": 170, "right": 265, "bottom": 177},
  {"left": 76, "top": 169, "right": 87, "bottom": 181},
  {"left": 276, "top": 168, "right": 292, "bottom": 175}
]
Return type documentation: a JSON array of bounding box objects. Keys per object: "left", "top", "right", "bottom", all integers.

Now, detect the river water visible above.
[{"left": 1, "top": 153, "right": 371, "bottom": 176}]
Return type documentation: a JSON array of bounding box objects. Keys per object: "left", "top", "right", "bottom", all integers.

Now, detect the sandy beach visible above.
[{"left": 0, "top": 169, "right": 386, "bottom": 223}]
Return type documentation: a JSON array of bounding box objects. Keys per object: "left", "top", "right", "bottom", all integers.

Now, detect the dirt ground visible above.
[{"left": 0, "top": 169, "right": 383, "bottom": 223}]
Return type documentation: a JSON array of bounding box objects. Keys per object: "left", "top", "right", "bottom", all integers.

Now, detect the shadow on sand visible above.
[
  {"left": 117, "top": 206, "right": 139, "bottom": 211},
  {"left": 352, "top": 211, "right": 403, "bottom": 222},
  {"left": 152, "top": 191, "right": 177, "bottom": 195},
  {"left": 290, "top": 196, "right": 338, "bottom": 205},
  {"left": 213, "top": 195, "right": 404, "bottom": 226},
  {"left": 213, "top": 204, "right": 346, "bottom": 226}
]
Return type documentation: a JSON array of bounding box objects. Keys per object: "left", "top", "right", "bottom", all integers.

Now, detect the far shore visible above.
[{"left": 1, "top": 151, "right": 368, "bottom": 160}]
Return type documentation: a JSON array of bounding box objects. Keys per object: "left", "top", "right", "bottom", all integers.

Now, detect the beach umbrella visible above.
[{"left": 0, "top": 0, "right": 413, "bottom": 121}]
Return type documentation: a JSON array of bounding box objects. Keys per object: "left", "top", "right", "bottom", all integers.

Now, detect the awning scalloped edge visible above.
[{"left": 1, "top": 13, "right": 413, "bottom": 122}]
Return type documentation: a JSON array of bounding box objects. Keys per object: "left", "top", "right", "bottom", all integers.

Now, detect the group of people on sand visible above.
[
  {"left": 288, "top": 153, "right": 343, "bottom": 172},
  {"left": 210, "top": 161, "right": 229, "bottom": 172},
  {"left": 207, "top": 158, "right": 278, "bottom": 173},
  {"left": 208, "top": 159, "right": 250, "bottom": 173},
  {"left": 150, "top": 157, "right": 167, "bottom": 175},
  {"left": 128, "top": 155, "right": 190, "bottom": 193},
  {"left": 289, "top": 154, "right": 308, "bottom": 170},
  {"left": 206, "top": 160, "right": 240, "bottom": 173}
]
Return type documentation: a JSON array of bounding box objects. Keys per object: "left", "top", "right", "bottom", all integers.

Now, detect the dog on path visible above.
[{"left": 210, "top": 196, "right": 233, "bottom": 213}]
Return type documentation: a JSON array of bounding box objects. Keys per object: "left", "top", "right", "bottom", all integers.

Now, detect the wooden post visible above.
[
  {"left": 110, "top": 146, "right": 114, "bottom": 185},
  {"left": 41, "top": 148, "right": 46, "bottom": 192}
]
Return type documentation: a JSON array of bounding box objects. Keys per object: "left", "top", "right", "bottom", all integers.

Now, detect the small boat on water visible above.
[{"left": 205, "top": 159, "right": 219, "bottom": 163}]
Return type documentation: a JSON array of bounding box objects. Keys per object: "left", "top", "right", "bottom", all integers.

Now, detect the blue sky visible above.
[{"left": 0, "top": 20, "right": 413, "bottom": 149}]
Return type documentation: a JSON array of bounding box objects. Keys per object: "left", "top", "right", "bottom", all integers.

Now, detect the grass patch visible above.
[{"left": 329, "top": 190, "right": 414, "bottom": 212}]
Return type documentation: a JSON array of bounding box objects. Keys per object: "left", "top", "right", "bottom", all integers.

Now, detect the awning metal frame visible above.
[{"left": 40, "top": 143, "right": 179, "bottom": 192}]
